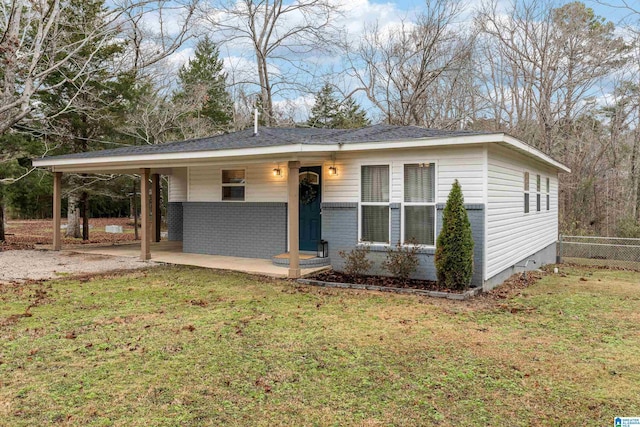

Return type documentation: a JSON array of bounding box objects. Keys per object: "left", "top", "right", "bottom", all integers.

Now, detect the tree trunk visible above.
[
  {"left": 0, "top": 187, "right": 5, "bottom": 243},
  {"left": 81, "top": 191, "right": 89, "bottom": 241},
  {"left": 66, "top": 193, "right": 82, "bottom": 238}
]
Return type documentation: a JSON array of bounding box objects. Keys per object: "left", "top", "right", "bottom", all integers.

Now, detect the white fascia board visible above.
[
  {"left": 33, "top": 134, "right": 501, "bottom": 168},
  {"left": 33, "top": 133, "right": 570, "bottom": 173},
  {"left": 501, "top": 135, "right": 571, "bottom": 173},
  {"left": 33, "top": 144, "right": 312, "bottom": 168}
]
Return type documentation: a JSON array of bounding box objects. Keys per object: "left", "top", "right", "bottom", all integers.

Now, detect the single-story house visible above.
[{"left": 33, "top": 124, "right": 569, "bottom": 290}]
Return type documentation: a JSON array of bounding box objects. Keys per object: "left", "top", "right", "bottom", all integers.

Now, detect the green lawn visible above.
[{"left": 1, "top": 265, "right": 638, "bottom": 426}]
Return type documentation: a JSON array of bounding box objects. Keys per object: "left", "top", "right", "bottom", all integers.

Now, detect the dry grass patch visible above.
[{"left": 0, "top": 265, "right": 639, "bottom": 426}]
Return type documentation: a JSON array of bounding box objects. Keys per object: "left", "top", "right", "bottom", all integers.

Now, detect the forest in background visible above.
[{"left": 1, "top": 0, "right": 639, "bottom": 240}]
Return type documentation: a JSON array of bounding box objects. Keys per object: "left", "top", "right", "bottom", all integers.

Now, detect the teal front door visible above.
[{"left": 299, "top": 166, "right": 322, "bottom": 252}]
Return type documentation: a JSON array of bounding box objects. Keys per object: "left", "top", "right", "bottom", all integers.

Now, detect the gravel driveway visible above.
[{"left": 0, "top": 250, "right": 157, "bottom": 283}]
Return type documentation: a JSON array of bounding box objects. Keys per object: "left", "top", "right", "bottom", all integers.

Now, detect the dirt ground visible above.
[
  {"left": 0, "top": 218, "right": 157, "bottom": 283},
  {"left": 1, "top": 218, "right": 138, "bottom": 250},
  {"left": 0, "top": 250, "right": 156, "bottom": 284}
]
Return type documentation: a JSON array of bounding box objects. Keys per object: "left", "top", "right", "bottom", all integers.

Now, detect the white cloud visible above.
[
  {"left": 335, "top": 0, "right": 406, "bottom": 40},
  {"left": 273, "top": 93, "right": 316, "bottom": 122},
  {"left": 165, "top": 47, "right": 195, "bottom": 70},
  {"left": 136, "top": 4, "right": 193, "bottom": 37}
]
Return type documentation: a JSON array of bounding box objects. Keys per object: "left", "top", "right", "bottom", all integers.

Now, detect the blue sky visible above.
[{"left": 157, "top": 0, "right": 638, "bottom": 121}]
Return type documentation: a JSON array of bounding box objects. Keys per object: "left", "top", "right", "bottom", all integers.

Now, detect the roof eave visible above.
[
  {"left": 32, "top": 132, "right": 570, "bottom": 173},
  {"left": 501, "top": 134, "right": 571, "bottom": 173}
]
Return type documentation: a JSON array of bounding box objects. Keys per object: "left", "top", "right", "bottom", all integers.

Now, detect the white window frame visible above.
[
  {"left": 546, "top": 177, "right": 550, "bottom": 211},
  {"left": 358, "top": 163, "right": 391, "bottom": 245},
  {"left": 221, "top": 168, "right": 246, "bottom": 202},
  {"left": 536, "top": 174, "right": 541, "bottom": 212},
  {"left": 524, "top": 171, "right": 530, "bottom": 214},
  {"left": 401, "top": 162, "right": 437, "bottom": 247}
]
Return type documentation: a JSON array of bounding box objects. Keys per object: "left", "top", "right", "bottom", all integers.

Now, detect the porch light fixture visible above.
[
  {"left": 317, "top": 240, "right": 329, "bottom": 258},
  {"left": 328, "top": 153, "right": 338, "bottom": 176},
  {"left": 273, "top": 167, "right": 282, "bottom": 177}
]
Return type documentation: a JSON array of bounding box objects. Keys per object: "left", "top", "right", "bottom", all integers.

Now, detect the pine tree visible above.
[
  {"left": 435, "top": 180, "right": 474, "bottom": 290},
  {"left": 307, "top": 84, "right": 341, "bottom": 128},
  {"left": 37, "top": 0, "right": 128, "bottom": 240},
  {"left": 308, "top": 84, "right": 369, "bottom": 129},
  {"left": 335, "top": 97, "right": 370, "bottom": 129},
  {"left": 176, "top": 37, "right": 232, "bottom": 130}
]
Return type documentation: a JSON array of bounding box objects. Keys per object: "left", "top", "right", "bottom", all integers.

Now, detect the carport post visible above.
[
  {"left": 151, "top": 173, "right": 161, "bottom": 242},
  {"left": 288, "top": 161, "right": 301, "bottom": 278},
  {"left": 140, "top": 168, "right": 151, "bottom": 261},
  {"left": 53, "top": 171, "right": 62, "bottom": 251}
]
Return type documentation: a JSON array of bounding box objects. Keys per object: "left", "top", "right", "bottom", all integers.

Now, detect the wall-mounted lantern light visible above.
[
  {"left": 328, "top": 153, "right": 338, "bottom": 176},
  {"left": 317, "top": 240, "right": 329, "bottom": 258},
  {"left": 273, "top": 167, "right": 282, "bottom": 177}
]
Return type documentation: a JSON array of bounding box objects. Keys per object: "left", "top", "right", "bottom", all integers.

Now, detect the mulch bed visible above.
[{"left": 310, "top": 270, "right": 463, "bottom": 293}]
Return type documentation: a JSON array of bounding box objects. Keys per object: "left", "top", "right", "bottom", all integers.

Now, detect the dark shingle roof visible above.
[{"left": 43, "top": 124, "right": 490, "bottom": 160}]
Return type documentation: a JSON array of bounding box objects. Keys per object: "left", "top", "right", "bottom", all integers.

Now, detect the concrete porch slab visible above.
[{"left": 71, "top": 241, "right": 330, "bottom": 278}]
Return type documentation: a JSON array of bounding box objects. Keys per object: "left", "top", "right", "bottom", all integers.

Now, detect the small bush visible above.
[
  {"left": 382, "top": 240, "right": 419, "bottom": 280},
  {"left": 339, "top": 245, "right": 373, "bottom": 277},
  {"left": 435, "top": 180, "right": 474, "bottom": 290}
]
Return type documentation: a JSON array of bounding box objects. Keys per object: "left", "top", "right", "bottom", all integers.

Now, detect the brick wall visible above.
[
  {"left": 322, "top": 202, "right": 485, "bottom": 287},
  {"left": 167, "top": 202, "right": 183, "bottom": 241},
  {"left": 182, "top": 202, "right": 287, "bottom": 258}
]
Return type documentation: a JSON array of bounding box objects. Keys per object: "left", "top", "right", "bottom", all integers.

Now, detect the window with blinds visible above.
[
  {"left": 222, "top": 169, "right": 245, "bottom": 201},
  {"left": 360, "top": 165, "right": 389, "bottom": 243},
  {"left": 403, "top": 163, "right": 436, "bottom": 245}
]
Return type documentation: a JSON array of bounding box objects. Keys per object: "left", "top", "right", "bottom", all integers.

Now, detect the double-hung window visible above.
[
  {"left": 536, "top": 174, "right": 541, "bottom": 212},
  {"left": 546, "top": 177, "right": 550, "bottom": 211},
  {"left": 360, "top": 165, "right": 389, "bottom": 243},
  {"left": 524, "top": 172, "right": 530, "bottom": 213},
  {"left": 403, "top": 163, "right": 436, "bottom": 245},
  {"left": 222, "top": 169, "right": 245, "bottom": 201}
]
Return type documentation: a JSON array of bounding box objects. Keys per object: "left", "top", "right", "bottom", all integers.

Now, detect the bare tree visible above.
[
  {"left": 0, "top": 0, "right": 198, "bottom": 241},
  {"left": 202, "top": 0, "right": 340, "bottom": 125},
  {"left": 476, "top": 0, "right": 627, "bottom": 155},
  {"left": 476, "top": 0, "right": 630, "bottom": 234},
  {"left": 0, "top": 0, "right": 197, "bottom": 138},
  {"left": 119, "top": 77, "right": 198, "bottom": 145},
  {"left": 344, "top": 0, "right": 477, "bottom": 127}
]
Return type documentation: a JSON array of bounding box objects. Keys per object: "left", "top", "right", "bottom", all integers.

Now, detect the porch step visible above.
[{"left": 272, "top": 253, "right": 331, "bottom": 268}]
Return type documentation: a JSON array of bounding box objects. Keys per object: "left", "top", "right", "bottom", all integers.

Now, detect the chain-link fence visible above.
[{"left": 559, "top": 235, "right": 640, "bottom": 269}]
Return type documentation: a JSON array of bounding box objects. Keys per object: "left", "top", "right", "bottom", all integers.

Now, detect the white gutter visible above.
[{"left": 33, "top": 133, "right": 570, "bottom": 173}]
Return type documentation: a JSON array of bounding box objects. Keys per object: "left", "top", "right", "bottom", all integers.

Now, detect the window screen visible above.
[
  {"left": 405, "top": 205, "right": 435, "bottom": 245},
  {"left": 361, "top": 165, "right": 390, "bottom": 243},
  {"left": 361, "top": 205, "right": 389, "bottom": 243},
  {"left": 361, "top": 165, "right": 389, "bottom": 202},
  {"left": 403, "top": 163, "right": 436, "bottom": 245},
  {"left": 404, "top": 163, "right": 435, "bottom": 202}
]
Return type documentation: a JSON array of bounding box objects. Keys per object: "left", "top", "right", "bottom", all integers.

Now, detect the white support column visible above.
[
  {"left": 53, "top": 172, "right": 62, "bottom": 251},
  {"left": 287, "top": 161, "right": 300, "bottom": 278},
  {"left": 140, "top": 168, "right": 151, "bottom": 261}
]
